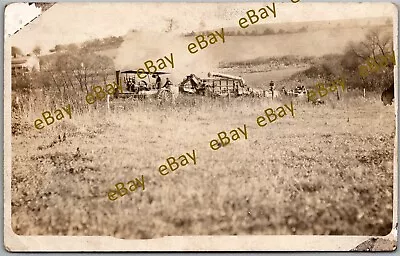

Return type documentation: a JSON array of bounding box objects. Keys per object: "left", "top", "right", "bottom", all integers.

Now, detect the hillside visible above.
[{"left": 187, "top": 17, "right": 392, "bottom": 36}]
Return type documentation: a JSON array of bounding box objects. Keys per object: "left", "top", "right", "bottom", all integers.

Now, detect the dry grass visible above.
[{"left": 11, "top": 92, "right": 394, "bottom": 238}]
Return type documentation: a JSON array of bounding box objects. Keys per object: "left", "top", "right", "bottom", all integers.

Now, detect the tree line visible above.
[
  {"left": 12, "top": 40, "right": 117, "bottom": 117},
  {"left": 301, "top": 28, "right": 394, "bottom": 93},
  {"left": 184, "top": 27, "right": 307, "bottom": 37}
]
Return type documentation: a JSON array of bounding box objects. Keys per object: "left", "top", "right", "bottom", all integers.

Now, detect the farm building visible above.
[{"left": 11, "top": 55, "right": 40, "bottom": 77}]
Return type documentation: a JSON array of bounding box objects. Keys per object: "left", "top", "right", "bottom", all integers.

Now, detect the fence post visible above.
[
  {"left": 363, "top": 88, "right": 366, "bottom": 98},
  {"left": 107, "top": 94, "right": 110, "bottom": 112}
]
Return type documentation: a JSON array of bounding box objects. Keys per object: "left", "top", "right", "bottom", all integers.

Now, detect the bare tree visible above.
[
  {"left": 342, "top": 28, "right": 394, "bottom": 92},
  {"left": 346, "top": 28, "right": 393, "bottom": 67},
  {"left": 34, "top": 46, "right": 115, "bottom": 109},
  {"left": 33, "top": 46, "right": 41, "bottom": 56}
]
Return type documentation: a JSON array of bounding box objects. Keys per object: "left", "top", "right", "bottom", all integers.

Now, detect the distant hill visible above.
[
  {"left": 39, "top": 16, "right": 393, "bottom": 78},
  {"left": 184, "top": 17, "right": 392, "bottom": 36},
  {"left": 46, "top": 36, "right": 124, "bottom": 54}
]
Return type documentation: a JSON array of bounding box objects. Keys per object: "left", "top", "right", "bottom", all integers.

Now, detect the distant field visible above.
[
  {"left": 12, "top": 94, "right": 394, "bottom": 238},
  {"left": 214, "top": 28, "right": 368, "bottom": 61},
  {"left": 100, "top": 26, "right": 387, "bottom": 69},
  {"left": 220, "top": 66, "right": 309, "bottom": 89}
]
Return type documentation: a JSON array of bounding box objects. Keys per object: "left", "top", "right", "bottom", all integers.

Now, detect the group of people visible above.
[
  {"left": 281, "top": 85, "right": 307, "bottom": 96},
  {"left": 124, "top": 75, "right": 172, "bottom": 92},
  {"left": 155, "top": 75, "right": 172, "bottom": 90},
  {"left": 125, "top": 77, "right": 138, "bottom": 92}
]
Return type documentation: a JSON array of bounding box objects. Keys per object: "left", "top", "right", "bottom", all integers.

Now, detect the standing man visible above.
[
  {"left": 127, "top": 77, "right": 132, "bottom": 91},
  {"left": 269, "top": 80, "right": 275, "bottom": 99},
  {"left": 156, "top": 74, "right": 162, "bottom": 89},
  {"left": 131, "top": 77, "right": 136, "bottom": 92},
  {"left": 163, "top": 78, "right": 172, "bottom": 89}
]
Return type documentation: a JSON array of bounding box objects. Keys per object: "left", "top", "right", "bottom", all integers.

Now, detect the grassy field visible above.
[{"left": 11, "top": 92, "right": 394, "bottom": 238}]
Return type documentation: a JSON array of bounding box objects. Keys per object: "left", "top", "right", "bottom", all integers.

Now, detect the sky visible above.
[{"left": 6, "top": 2, "right": 396, "bottom": 54}]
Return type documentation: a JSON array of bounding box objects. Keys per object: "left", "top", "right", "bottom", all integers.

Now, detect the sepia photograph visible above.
[{"left": 3, "top": 1, "right": 398, "bottom": 251}]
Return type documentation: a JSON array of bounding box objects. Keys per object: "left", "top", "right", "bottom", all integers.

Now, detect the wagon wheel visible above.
[{"left": 157, "top": 89, "right": 173, "bottom": 103}]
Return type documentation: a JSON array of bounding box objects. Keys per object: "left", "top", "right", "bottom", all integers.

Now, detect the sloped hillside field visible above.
[{"left": 11, "top": 96, "right": 394, "bottom": 238}]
